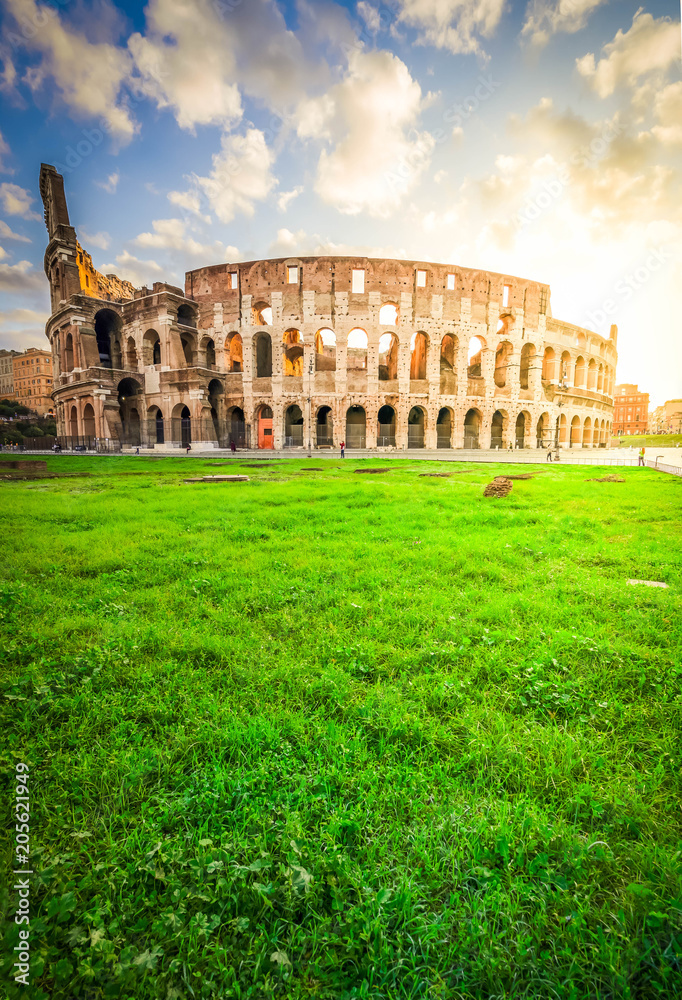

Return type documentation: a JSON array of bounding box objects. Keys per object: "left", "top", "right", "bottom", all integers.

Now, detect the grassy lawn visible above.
[
  {"left": 612, "top": 435, "right": 682, "bottom": 448},
  {"left": 1, "top": 455, "right": 681, "bottom": 999}
]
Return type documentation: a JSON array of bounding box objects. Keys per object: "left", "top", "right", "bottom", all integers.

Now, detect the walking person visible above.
[
  {"left": 546, "top": 448, "right": 552, "bottom": 462},
  {"left": 638, "top": 446, "right": 645, "bottom": 466},
  {"left": 340, "top": 440, "right": 345, "bottom": 458}
]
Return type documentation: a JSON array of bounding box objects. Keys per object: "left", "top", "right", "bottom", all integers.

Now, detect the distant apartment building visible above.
[
  {"left": 613, "top": 384, "right": 649, "bottom": 436},
  {"left": 0, "top": 349, "right": 20, "bottom": 399},
  {"left": 12, "top": 348, "right": 54, "bottom": 415},
  {"left": 651, "top": 399, "right": 682, "bottom": 434}
]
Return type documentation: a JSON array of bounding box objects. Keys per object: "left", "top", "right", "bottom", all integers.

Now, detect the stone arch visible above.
[
  {"left": 142, "top": 329, "right": 161, "bottom": 366},
  {"left": 379, "top": 303, "right": 398, "bottom": 325},
  {"left": 226, "top": 405, "right": 245, "bottom": 447},
  {"left": 587, "top": 358, "right": 597, "bottom": 390},
  {"left": 378, "top": 332, "right": 399, "bottom": 381},
  {"left": 519, "top": 343, "right": 535, "bottom": 390},
  {"left": 283, "top": 328, "right": 304, "bottom": 376},
  {"left": 515, "top": 410, "right": 531, "bottom": 448},
  {"left": 254, "top": 332, "right": 272, "bottom": 377},
  {"left": 542, "top": 346, "right": 556, "bottom": 381},
  {"left": 570, "top": 414, "right": 581, "bottom": 447},
  {"left": 225, "top": 332, "right": 243, "bottom": 372},
  {"left": 347, "top": 329, "right": 368, "bottom": 372},
  {"left": 494, "top": 340, "right": 513, "bottom": 388},
  {"left": 410, "top": 332, "right": 428, "bottom": 380},
  {"left": 257, "top": 404, "right": 273, "bottom": 449},
  {"left": 125, "top": 336, "right": 138, "bottom": 370},
  {"left": 582, "top": 416, "right": 592, "bottom": 447},
  {"left": 94, "top": 308, "right": 122, "bottom": 369},
  {"left": 69, "top": 404, "right": 78, "bottom": 439},
  {"left": 407, "top": 406, "right": 426, "bottom": 448},
  {"left": 440, "top": 334, "right": 458, "bottom": 394},
  {"left": 597, "top": 363, "right": 604, "bottom": 392},
  {"left": 316, "top": 405, "right": 334, "bottom": 446},
  {"left": 377, "top": 403, "right": 396, "bottom": 446},
  {"left": 467, "top": 336, "right": 485, "bottom": 378},
  {"left": 177, "top": 304, "right": 197, "bottom": 328},
  {"left": 464, "top": 408, "right": 482, "bottom": 449},
  {"left": 82, "top": 402, "right": 96, "bottom": 437},
  {"left": 536, "top": 411, "right": 551, "bottom": 448},
  {"left": 574, "top": 356, "right": 586, "bottom": 388},
  {"left": 558, "top": 412, "right": 568, "bottom": 445},
  {"left": 172, "top": 402, "right": 192, "bottom": 447},
  {"left": 180, "top": 332, "right": 196, "bottom": 366},
  {"left": 491, "top": 408, "right": 509, "bottom": 449},
  {"left": 284, "top": 404, "right": 304, "bottom": 447},
  {"left": 315, "top": 328, "right": 336, "bottom": 372},
  {"left": 199, "top": 336, "right": 216, "bottom": 369},
  {"left": 560, "top": 350, "right": 571, "bottom": 384},
  {"left": 64, "top": 332, "right": 74, "bottom": 372},
  {"left": 252, "top": 301, "right": 272, "bottom": 326},
  {"left": 345, "top": 405, "right": 366, "bottom": 448},
  {"left": 436, "top": 406, "right": 453, "bottom": 448},
  {"left": 147, "top": 404, "right": 165, "bottom": 445},
  {"left": 118, "top": 376, "right": 142, "bottom": 446}
]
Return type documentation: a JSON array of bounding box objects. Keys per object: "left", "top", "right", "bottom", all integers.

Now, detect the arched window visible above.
[
  {"left": 126, "top": 337, "right": 137, "bottom": 370},
  {"left": 519, "top": 344, "right": 534, "bottom": 390},
  {"left": 440, "top": 335, "right": 457, "bottom": 393},
  {"left": 226, "top": 333, "right": 243, "bottom": 372},
  {"left": 464, "top": 409, "right": 481, "bottom": 449},
  {"left": 258, "top": 405, "right": 273, "bottom": 449},
  {"left": 284, "top": 404, "right": 304, "bottom": 447},
  {"left": 283, "top": 329, "right": 303, "bottom": 376},
  {"left": 316, "top": 405, "right": 333, "bottom": 446},
  {"left": 64, "top": 332, "right": 74, "bottom": 372},
  {"left": 252, "top": 302, "right": 272, "bottom": 326},
  {"left": 494, "top": 341, "right": 512, "bottom": 388},
  {"left": 347, "top": 329, "right": 367, "bottom": 372},
  {"left": 82, "top": 402, "right": 96, "bottom": 438},
  {"left": 94, "top": 309, "right": 121, "bottom": 369},
  {"left": 254, "top": 333, "right": 272, "bottom": 377},
  {"left": 542, "top": 347, "right": 556, "bottom": 381},
  {"left": 345, "top": 405, "right": 366, "bottom": 448},
  {"left": 410, "top": 332, "right": 428, "bottom": 380},
  {"left": 574, "top": 356, "right": 586, "bottom": 387},
  {"left": 315, "top": 328, "right": 336, "bottom": 372},
  {"left": 467, "top": 337, "right": 484, "bottom": 377},
  {"left": 379, "top": 303, "right": 398, "bottom": 325},
  {"left": 377, "top": 404, "right": 396, "bottom": 446},
  {"left": 491, "top": 409, "right": 506, "bottom": 449},
  {"left": 436, "top": 407, "right": 452, "bottom": 448},
  {"left": 378, "top": 333, "right": 398, "bottom": 381},
  {"left": 142, "top": 329, "right": 161, "bottom": 367},
  {"left": 408, "top": 406, "right": 426, "bottom": 448},
  {"left": 177, "top": 305, "right": 197, "bottom": 328}
]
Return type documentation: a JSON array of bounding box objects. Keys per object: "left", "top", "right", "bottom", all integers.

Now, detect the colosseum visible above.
[{"left": 41, "top": 163, "right": 616, "bottom": 453}]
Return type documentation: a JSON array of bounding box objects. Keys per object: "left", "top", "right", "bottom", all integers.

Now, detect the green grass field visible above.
[
  {"left": 1, "top": 456, "right": 681, "bottom": 1000},
  {"left": 613, "top": 434, "right": 682, "bottom": 448}
]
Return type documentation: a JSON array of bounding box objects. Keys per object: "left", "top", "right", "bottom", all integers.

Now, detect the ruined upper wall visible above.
[
  {"left": 76, "top": 242, "right": 135, "bottom": 302},
  {"left": 185, "top": 256, "right": 552, "bottom": 330}
]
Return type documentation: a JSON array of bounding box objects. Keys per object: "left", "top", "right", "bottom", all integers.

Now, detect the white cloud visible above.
[
  {"left": 277, "top": 186, "right": 304, "bottom": 212},
  {"left": 78, "top": 228, "right": 111, "bottom": 250},
  {"left": 133, "top": 217, "right": 238, "bottom": 262},
  {"left": 5, "top": 0, "right": 135, "bottom": 141},
  {"left": 168, "top": 189, "right": 210, "bottom": 222},
  {"left": 0, "top": 307, "right": 49, "bottom": 327},
  {"left": 0, "top": 130, "right": 12, "bottom": 172},
  {"left": 98, "top": 250, "right": 166, "bottom": 288},
  {"left": 522, "top": 0, "right": 607, "bottom": 48},
  {"left": 298, "top": 49, "right": 434, "bottom": 217},
  {"left": 651, "top": 82, "right": 682, "bottom": 146},
  {"left": 95, "top": 171, "right": 119, "bottom": 194},
  {"left": 576, "top": 10, "right": 681, "bottom": 99},
  {"left": 193, "top": 129, "right": 276, "bottom": 224},
  {"left": 0, "top": 220, "right": 31, "bottom": 242},
  {"left": 396, "top": 0, "right": 506, "bottom": 57},
  {"left": 0, "top": 259, "right": 44, "bottom": 292},
  {"left": 270, "top": 227, "right": 308, "bottom": 253},
  {"left": 357, "top": 2, "right": 382, "bottom": 34},
  {"left": 0, "top": 183, "right": 41, "bottom": 220}
]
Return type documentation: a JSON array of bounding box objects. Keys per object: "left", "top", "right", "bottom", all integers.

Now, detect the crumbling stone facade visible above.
[{"left": 41, "top": 163, "right": 616, "bottom": 451}]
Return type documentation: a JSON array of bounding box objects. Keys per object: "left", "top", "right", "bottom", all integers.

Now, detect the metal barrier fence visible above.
[{"left": 646, "top": 459, "right": 682, "bottom": 476}]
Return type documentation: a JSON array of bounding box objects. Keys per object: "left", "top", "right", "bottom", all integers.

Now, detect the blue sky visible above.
[{"left": 0, "top": 0, "right": 680, "bottom": 404}]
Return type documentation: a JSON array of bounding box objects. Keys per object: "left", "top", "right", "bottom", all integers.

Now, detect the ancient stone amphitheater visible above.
[{"left": 41, "top": 164, "right": 616, "bottom": 452}]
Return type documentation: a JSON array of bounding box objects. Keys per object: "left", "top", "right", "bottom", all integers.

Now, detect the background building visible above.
[
  {"left": 613, "top": 384, "right": 649, "bottom": 436},
  {"left": 13, "top": 348, "right": 54, "bottom": 415},
  {"left": 41, "top": 163, "right": 617, "bottom": 451},
  {"left": 650, "top": 399, "right": 682, "bottom": 434},
  {"left": 0, "top": 348, "right": 20, "bottom": 399}
]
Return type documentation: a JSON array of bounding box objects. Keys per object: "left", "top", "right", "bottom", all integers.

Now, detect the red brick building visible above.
[{"left": 613, "top": 384, "right": 649, "bottom": 436}]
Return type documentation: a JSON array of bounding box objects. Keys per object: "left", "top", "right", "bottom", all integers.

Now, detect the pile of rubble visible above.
[{"left": 483, "top": 477, "right": 513, "bottom": 498}]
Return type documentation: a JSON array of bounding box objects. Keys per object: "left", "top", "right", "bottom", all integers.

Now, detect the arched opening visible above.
[
  {"left": 494, "top": 341, "right": 512, "bottom": 388},
  {"left": 558, "top": 413, "right": 567, "bottom": 445},
  {"left": 440, "top": 335, "right": 457, "bottom": 394},
  {"left": 283, "top": 329, "right": 304, "bottom": 376},
  {"left": 377, "top": 404, "right": 396, "bottom": 447},
  {"left": 316, "top": 405, "right": 333, "bottom": 447},
  {"left": 228, "top": 406, "right": 245, "bottom": 448},
  {"left": 226, "top": 333, "right": 243, "bottom": 372},
  {"left": 379, "top": 303, "right": 398, "bottom": 325},
  {"left": 587, "top": 358, "right": 596, "bottom": 390},
  {"left": 125, "top": 336, "right": 137, "bottom": 370},
  {"left": 200, "top": 337, "right": 216, "bottom": 369},
  {"left": 252, "top": 302, "right": 272, "bottom": 326},
  {"left": 515, "top": 412, "right": 527, "bottom": 449},
  {"left": 560, "top": 351, "right": 571, "bottom": 384},
  {"left": 315, "top": 329, "right": 336, "bottom": 372},
  {"left": 467, "top": 336, "right": 484, "bottom": 376},
  {"left": 570, "top": 415, "right": 581, "bottom": 447},
  {"left": 82, "top": 402, "right": 96, "bottom": 438},
  {"left": 597, "top": 364, "right": 604, "bottom": 392},
  {"left": 118, "top": 377, "right": 142, "bottom": 446},
  {"left": 284, "top": 404, "right": 304, "bottom": 447},
  {"left": 258, "top": 405, "right": 273, "bottom": 449},
  {"left": 536, "top": 412, "right": 550, "bottom": 448},
  {"left": 582, "top": 416, "right": 592, "bottom": 447},
  {"left": 94, "top": 309, "right": 121, "bottom": 369},
  {"left": 519, "top": 344, "right": 534, "bottom": 390},
  {"left": 148, "top": 405, "right": 164, "bottom": 445},
  {"left": 254, "top": 333, "right": 272, "bottom": 377},
  {"left": 378, "top": 333, "right": 399, "bottom": 381},
  {"left": 437, "top": 407, "right": 452, "bottom": 448},
  {"left": 180, "top": 405, "right": 191, "bottom": 447},
  {"left": 207, "top": 379, "right": 224, "bottom": 440},
  {"left": 345, "top": 405, "right": 366, "bottom": 449},
  {"left": 69, "top": 405, "right": 78, "bottom": 439},
  {"left": 64, "top": 332, "right": 74, "bottom": 372},
  {"left": 542, "top": 347, "right": 556, "bottom": 382},
  {"left": 347, "top": 329, "right": 368, "bottom": 372},
  {"left": 491, "top": 409, "right": 506, "bottom": 449},
  {"left": 410, "top": 332, "right": 428, "bottom": 380},
  {"left": 574, "top": 356, "right": 586, "bottom": 388},
  {"left": 177, "top": 304, "right": 197, "bottom": 328},
  {"left": 464, "top": 408, "right": 481, "bottom": 449},
  {"left": 408, "top": 406, "right": 426, "bottom": 448},
  {"left": 142, "top": 329, "right": 161, "bottom": 366}
]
